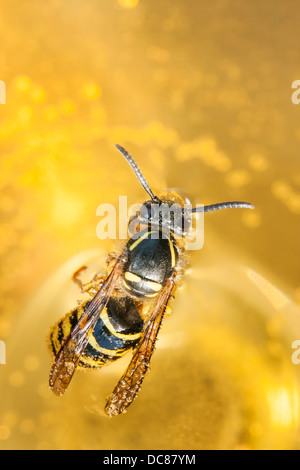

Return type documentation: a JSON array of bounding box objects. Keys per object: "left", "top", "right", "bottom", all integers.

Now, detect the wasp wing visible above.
[
  {"left": 49, "top": 253, "right": 127, "bottom": 396},
  {"left": 105, "top": 275, "right": 176, "bottom": 416}
]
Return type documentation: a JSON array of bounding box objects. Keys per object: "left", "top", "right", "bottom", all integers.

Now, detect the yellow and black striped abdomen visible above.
[{"left": 49, "top": 297, "right": 144, "bottom": 370}]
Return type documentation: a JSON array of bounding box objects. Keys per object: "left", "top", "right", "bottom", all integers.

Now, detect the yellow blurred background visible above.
[{"left": 0, "top": 0, "right": 300, "bottom": 450}]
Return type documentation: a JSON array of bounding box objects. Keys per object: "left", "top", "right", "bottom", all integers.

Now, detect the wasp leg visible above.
[
  {"left": 72, "top": 267, "right": 105, "bottom": 296},
  {"left": 81, "top": 276, "right": 105, "bottom": 297},
  {"left": 72, "top": 266, "right": 88, "bottom": 290},
  {"left": 106, "top": 252, "right": 118, "bottom": 268}
]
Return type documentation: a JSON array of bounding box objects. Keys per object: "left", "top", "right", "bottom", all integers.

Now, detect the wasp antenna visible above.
[
  {"left": 189, "top": 201, "right": 254, "bottom": 213},
  {"left": 115, "top": 145, "right": 159, "bottom": 202}
]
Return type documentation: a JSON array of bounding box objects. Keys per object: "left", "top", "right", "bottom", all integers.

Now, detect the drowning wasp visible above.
[{"left": 48, "top": 145, "right": 254, "bottom": 416}]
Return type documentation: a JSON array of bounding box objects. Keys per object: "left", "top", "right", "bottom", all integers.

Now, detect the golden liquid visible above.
[{"left": 0, "top": 0, "right": 300, "bottom": 450}]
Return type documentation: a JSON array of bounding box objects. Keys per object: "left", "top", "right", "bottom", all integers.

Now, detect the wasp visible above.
[{"left": 48, "top": 145, "right": 254, "bottom": 416}]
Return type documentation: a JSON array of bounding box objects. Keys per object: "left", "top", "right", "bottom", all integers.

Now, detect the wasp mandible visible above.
[{"left": 48, "top": 145, "right": 254, "bottom": 416}]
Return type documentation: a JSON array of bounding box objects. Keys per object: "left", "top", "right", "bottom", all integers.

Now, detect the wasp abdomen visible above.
[{"left": 49, "top": 297, "right": 144, "bottom": 370}]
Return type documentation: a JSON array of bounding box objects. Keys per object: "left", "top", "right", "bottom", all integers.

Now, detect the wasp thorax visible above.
[{"left": 137, "top": 200, "right": 192, "bottom": 237}]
